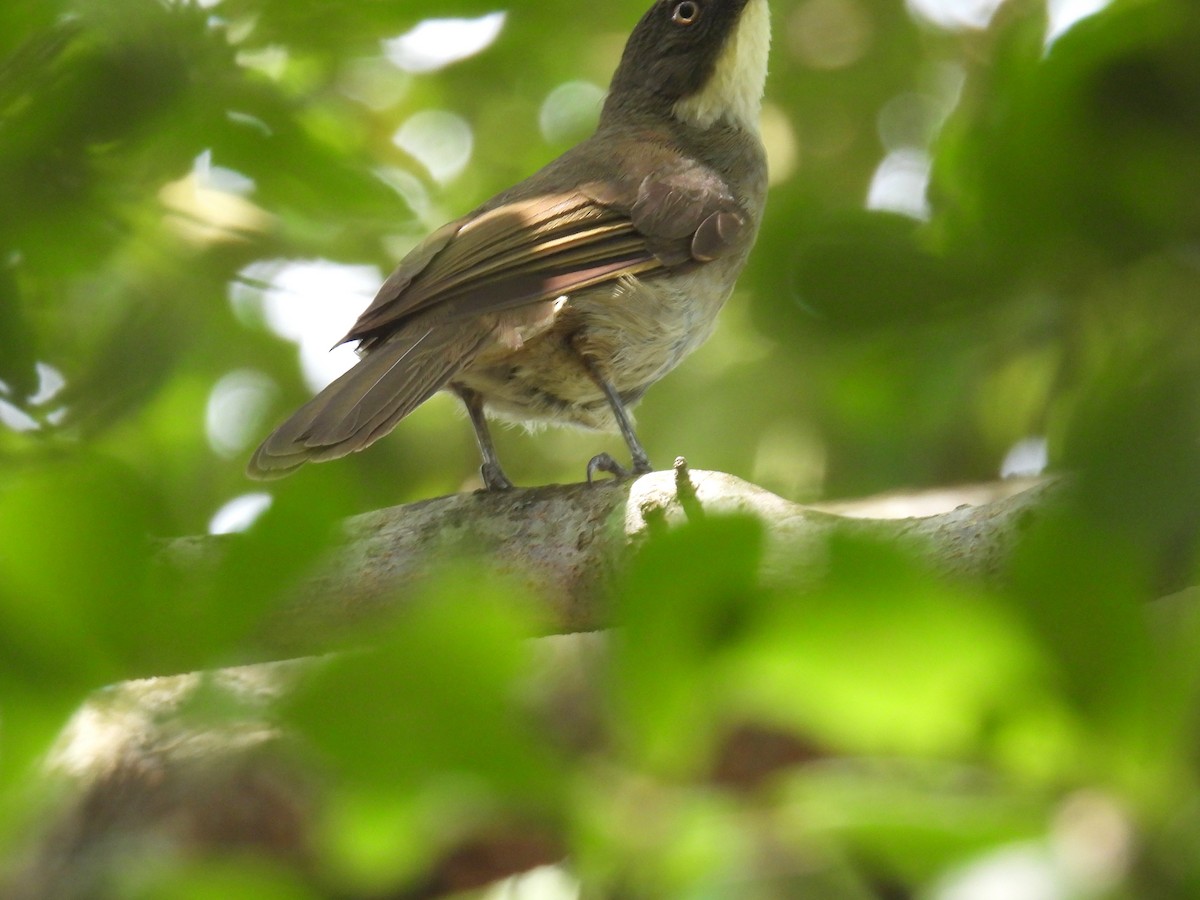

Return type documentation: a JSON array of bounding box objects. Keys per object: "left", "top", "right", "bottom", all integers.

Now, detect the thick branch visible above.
[{"left": 164, "top": 464, "right": 1056, "bottom": 658}]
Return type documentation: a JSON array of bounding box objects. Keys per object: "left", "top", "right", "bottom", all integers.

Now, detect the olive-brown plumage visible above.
[{"left": 248, "top": 0, "right": 770, "bottom": 487}]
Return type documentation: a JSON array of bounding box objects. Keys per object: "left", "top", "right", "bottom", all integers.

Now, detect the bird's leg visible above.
[
  {"left": 453, "top": 385, "right": 514, "bottom": 491},
  {"left": 579, "top": 356, "right": 653, "bottom": 483}
]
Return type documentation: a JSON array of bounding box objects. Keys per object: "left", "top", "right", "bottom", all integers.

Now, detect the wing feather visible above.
[{"left": 341, "top": 172, "right": 746, "bottom": 345}]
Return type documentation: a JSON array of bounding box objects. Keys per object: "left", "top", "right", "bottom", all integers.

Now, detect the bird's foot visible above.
[
  {"left": 586, "top": 453, "right": 627, "bottom": 483},
  {"left": 480, "top": 461, "right": 514, "bottom": 491},
  {"left": 586, "top": 452, "right": 653, "bottom": 484}
]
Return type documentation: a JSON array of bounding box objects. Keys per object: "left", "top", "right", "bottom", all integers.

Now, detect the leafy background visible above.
[{"left": 2, "top": 0, "right": 1200, "bottom": 896}]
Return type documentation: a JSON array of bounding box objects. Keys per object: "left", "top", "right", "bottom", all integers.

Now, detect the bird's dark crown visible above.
[{"left": 602, "top": 0, "right": 766, "bottom": 130}]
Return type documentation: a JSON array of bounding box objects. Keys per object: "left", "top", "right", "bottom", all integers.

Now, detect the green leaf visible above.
[
  {"left": 610, "top": 514, "right": 767, "bottom": 775},
  {"left": 284, "top": 569, "right": 565, "bottom": 804},
  {"left": 727, "top": 533, "right": 1047, "bottom": 759}
]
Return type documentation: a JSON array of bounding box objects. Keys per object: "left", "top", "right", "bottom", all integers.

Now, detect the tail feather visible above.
[
  {"left": 247, "top": 323, "right": 491, "bottom": 479},
  {"left": 303, "top": 328, "right": 436, "bottom": 445}
]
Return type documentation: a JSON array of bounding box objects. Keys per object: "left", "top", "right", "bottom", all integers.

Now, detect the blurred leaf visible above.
[
  {"left": 933, "top": 0, "right": 1200, "bottom": 269},
  {"left": 0, "top": 454, "right": 169, "bottom": 792},
  {"left": 283, "top": 580, "right": 567, "bottom": 890},
  {"left": 0, "top": 3, "right": 220, "bottom": 274},
  {"left": 1005, "top": 505, "right": 1175, "bottom": 794},
  {"left": 728, "top": 532, "right": 1046, "bottom": 758},
  {"left": 151, "top": 468, "right": 360, "bottom": 669},
  {"left": 0, "top": 266, "right": 38, "bottom": 402},
  {"left": 314, "top": 790, "right": 429, "bottom": 895},
  {"left": 775, "top": 761, "right": 1044, "bottom": 886},
  {"left": 573, "top": 776, "right": 761, "bottom": 899},
  {"left": 119, "top": 856, "right": 321, "bottom": 900},
  {"left": 0, "top": 455, "right": 165, "bottom": 689},
  {"left": 610, "top": 514, "right": 767, "bottom": 774},
  {"left": 1057, "top": 346, "right": 1200, "bottom": 584},
  {"left": 285, "top": 571, "right": 565, "bottom": 803},
  {"left": 59, "top": 295, "right": 195, "bottom": 437},
  {"left": 758, "top": 208, "right": 985, "bottom": 334}
]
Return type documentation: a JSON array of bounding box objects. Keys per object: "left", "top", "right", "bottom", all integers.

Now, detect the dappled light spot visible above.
[
  {"left": 231, "top": 259, "right": 380, "bottom": 391},
  {"left": 932, "top": 791, "right": 1131, "bottom": 900},
  {"left": 903, "top": 0, "right": 1112, "bottom": 45},
  {"left": 934, "top": 843, "right": 1066, "bottom": 900},
  {"left": 0, "top": 363, "right": 68, "bottom": 432},
  {"left": 225, "top": 110, "right": 273, "bottom": 136},
  {"left": 375, "top": 166, "right": 434, "bottom": 227},
  {"left": 193, "top": 148, "right": 255, "bottom": 195},
  {"left": 384, "top": 13, "right": 507, "bottom": 74},
  {"left": 751, "top": 422, "right": 825, "bottom": 500},
  {"left": 906, "top": 0, "right": 1004, "bottom": 31},
  {"left": 788, "top": 0, "right": 873, "bottom": 71},
  {"left": 393, "top": 110, "right": 474, "bottom": 184},
  {"left": 208, "top": 492, "right": 273, "bottom": 535},
  {"left": 28, "top": 362, "right": 66, "bottom": 406},
  {"left": 482, "top": 864, "right": 580, "bottom": 900},
  {"left": 539, "top": 81, "right": 604, "bottom": 145},
  {"left": 205, "top": 369, "right": 278, "bottom": 458},
  {"left": 760, "top": 103, "right": 799, "bottom": 184},
  {"left": 160, "top": 150, "right": 271, "bottom": 244},
  {"left": 1001, "top": 436, "right": 1049, "bottom": 479},
  {"left": 338, "top": 57, "right": 412, "bottom": 111},
  {"left": 878, "top": 91, "right": 944, "bottom": 152},
  {"left": 866, "top": 148, "right": 930, "bottom": 220},
  {"left": 236, "top": 45, "right": 288, "bottom": 80},
  {"left": 0, "top": 398, "right": 38, "bottom": 432},
  {"left": 1047, "top": 0, "right": 1114, "bottom": 46}
]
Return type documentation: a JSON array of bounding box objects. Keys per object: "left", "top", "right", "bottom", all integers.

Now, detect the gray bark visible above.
[{"left": 162, "top": 463, "right": 1054, "bottom": 659}]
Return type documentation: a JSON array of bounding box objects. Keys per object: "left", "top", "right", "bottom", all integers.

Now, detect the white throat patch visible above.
[{"left": 673, "top": 0, "right": 771, "bottom": 132}]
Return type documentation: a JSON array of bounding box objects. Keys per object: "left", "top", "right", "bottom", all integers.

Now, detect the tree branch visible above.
[{"left": 163, "top": 463, "right": 1057, "bottom": 659}]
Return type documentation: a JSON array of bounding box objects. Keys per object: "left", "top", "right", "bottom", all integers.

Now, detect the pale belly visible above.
[{"left": 451, "top": 268, "right": 734, "bottom": 431}]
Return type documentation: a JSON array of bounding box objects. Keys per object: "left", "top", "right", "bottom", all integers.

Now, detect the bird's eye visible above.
[{"left": 671, "top": 1, "right": 700, "bottom": 25}]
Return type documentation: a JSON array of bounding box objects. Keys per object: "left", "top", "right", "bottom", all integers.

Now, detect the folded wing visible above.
[{"left": 247, "top": 171, "right": 748, "bottom": 478}]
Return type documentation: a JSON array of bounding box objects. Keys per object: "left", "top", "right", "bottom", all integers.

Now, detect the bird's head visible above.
[{"left": 604, "top": 0, "right": 771, "bottom": 133}]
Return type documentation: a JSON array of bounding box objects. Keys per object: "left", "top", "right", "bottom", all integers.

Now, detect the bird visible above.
[{"left": 247, "top": 0, "right": 771, "bottom": 489}]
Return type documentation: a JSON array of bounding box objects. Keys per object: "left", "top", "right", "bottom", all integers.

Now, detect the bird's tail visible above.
[{"left": 246, "top": 323, "right": 490, "bottom": 479}]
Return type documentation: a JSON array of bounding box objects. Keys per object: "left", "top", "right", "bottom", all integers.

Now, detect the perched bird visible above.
[{"left": 248, "top": 0, "right": 771, "bottom": 488}]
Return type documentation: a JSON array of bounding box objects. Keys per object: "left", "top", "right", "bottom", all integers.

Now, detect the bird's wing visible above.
[{"left": 343, "top": 167, "right": 749, "bottom": 345}]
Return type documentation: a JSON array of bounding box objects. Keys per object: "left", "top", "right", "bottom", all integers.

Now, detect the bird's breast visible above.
[
  {"left": 454, "top": 265, "right": 739, "bottom": 431},
  {"left": 570, "top": 268, "right": 730, "bottom": 384}
]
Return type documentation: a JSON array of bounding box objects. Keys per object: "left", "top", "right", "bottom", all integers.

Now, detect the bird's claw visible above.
[
  {"left": 587, "top": 452, "right": 626, "bottom": 483},
  {"left": 480, "top": 461, "right": 514, "bottom": 491},
  {"left": 586, "top": 452, "right": 653, "bottom": 484}
]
